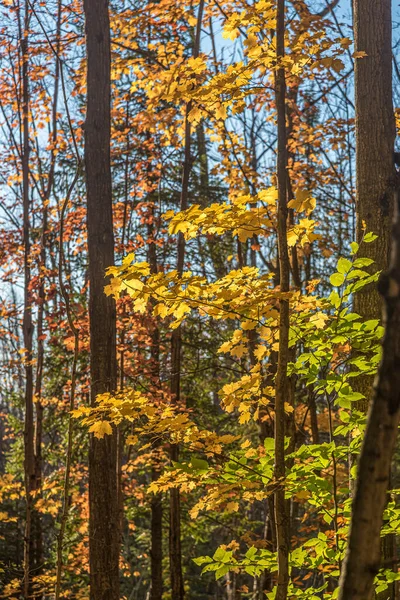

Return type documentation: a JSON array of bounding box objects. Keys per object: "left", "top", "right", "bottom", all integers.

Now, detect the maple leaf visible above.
[
  {"left": 89, "top": 421, "right": 113, "bottom": 438},
  {"left": 254, "top": 345, "right": 268, "bottom": 361}
]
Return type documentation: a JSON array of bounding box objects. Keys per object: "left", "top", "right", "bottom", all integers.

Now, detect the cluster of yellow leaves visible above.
[
  {"left": 288, "top": 189, "right": 316, "bottom": 213},
  {"left": 220, "top": 365, "right": 273, "bottom": 423},
  {"left": 106, "top": 255, "right": 286, "bottom": 328},
  {"left": 73, "top": 390, "right": 238, "bottom": 456},
  {"left": 287, "top": 218, "right": 321, "bottom": 247},
  {"left": 165, "top": 189, "right": 277, "bottom": 242},
  {"left": 0, "top": 474, "right": 22, "bottom": 529},
  {"left": 146, "top": 448, "right": 272, "bottom": 520}
]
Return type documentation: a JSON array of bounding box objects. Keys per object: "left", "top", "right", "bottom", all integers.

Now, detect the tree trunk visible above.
[
  {"left": 84, "top": 0, "right": 120, "bottom": 596},
  {"left": 148, "top": 207, "right": 163, "bottom": 600},
  {"left": 21, "top": 3, "right": 35, "bottom": 595},
  {"left": 274, "top": 0, "right": 290, "bottom": 599},
  {"left": 353, "top": 0, "right": 396, "bottom": 408},
  {"left": 169, "top": 5, "right": 204, "bottom": 599},
  {"left": 338, "top": 187, "right": 400, "bottom": 600},
  {"left": 33, "top": 2, "right": 62, "bottom": 580}
]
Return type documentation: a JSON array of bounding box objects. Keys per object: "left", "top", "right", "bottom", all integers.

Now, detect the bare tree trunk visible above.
[
  {"left": 353, "top": 0, "right": 396, "bottom": 408},
  {"left": 169, "top": 5, "right": 204, "bottom": 599},
  {"left": 148, "top": 204, "right": 163, "bottom": 600},
  {"left": 83, "top": 0, "right": 120, "bottom": 596},
  {"left": 21, "top": 2, "right": 35, "bottom": 594},
  {"left": 338, "top": 187, "right": 400, "bottom": 600},
  {"left": 33, "top": 2, "right": 62, "bottom": 580},
  {"left": 55, "top": 171, "right": 80, "bottom": 600},
  {"left": 274, "top": 0, "right": 290, "bottom": 598}
]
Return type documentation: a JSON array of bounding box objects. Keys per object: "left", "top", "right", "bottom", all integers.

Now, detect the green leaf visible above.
[
  {"left": 191, "top": 457, "right": 209, "bottom": 471},
  {"left": 350, "top": 241, "right": 359, "bottom": 254},
  {"left": 353, "top": 257, "right": 374, "bottom": 268},
  {"left": 193, "top": 556, "right": 213, "bottom": 566},
  {"left": 337, "top": 257, "right": 352, "bottom": 274},
  {"left": 330, "top": 272, "right": 345, "bottom": 287},
  {"left": 213, "top": 547, "right": 227, "bottom": 561},
  {"left": 264, "top": 437, "right": 274, "bottom": 451},
  {"left": 329, "top": 290, "right": 340, "bottom": 308},
  {"left": 245, "top": 546, "right": 258, "bottom": 559},
  {"left": 364, "top": 232, "right": 378, "bottom": 243},
  {"left": 215, "top": 564, "right": 230, "bottom": 579}
]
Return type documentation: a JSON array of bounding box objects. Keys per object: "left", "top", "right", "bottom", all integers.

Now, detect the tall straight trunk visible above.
[
  {"left": 148, "top": 206, "right": 163, "bottom": 600},
  {"left": 338, "top": 190, "right": 400, "bottom": 600},
  {"left": 196, "top": 122, "right": 226, "bottom": 279},
  {"left": 33, "top": 1, "right": 62, "bottom": 578},
  {"left": 84, "top": 0, "right": 120, "bottom": 597},
  {"left": 274, "top": 1, "right": 290, "bottom": 599},
  {"left": 21, "top": 2, "right": 35, "bottom": 595},
  {"left": 169, "top": 5, "right": 204, "bottom": 599},
  {"left": 353, "top": 0, "right": 396, "bottom": 408}
]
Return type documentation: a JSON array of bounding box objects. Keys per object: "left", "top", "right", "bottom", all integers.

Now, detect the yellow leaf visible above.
[
  {"left": 284, "top": 402, "right": 294, "bottom": 414},
  {"left": 105, "top": 277, "right": 122, "bottom": 298},
  {"left": 295, "top": 490, "right": 310, "bottom": 500},
  {"left": 154, "top": 303, "right": 168, "bottom": 318},
  {"left": 122, "top": 252, "right": 135, "bottom": 267},
  {"left": 309, "top": 313, "right": 328, "bottom": 329},
  {"left": 287, "top": 229, "right": 298, "bottom": 247},
  {"left": 239, "top": 411, "right": 251, "bottom": 424},
  {"left": 126, "top": 278, "right": 144, "bottom": 291},
  {"left": 258, "top": 187, "right": 278, "bottom": 205},
  {"left": 230, "top": 344, "right": 246, "bottom": 358},
  {"left": 173, "top": 302, "right": 191, "bottom": 321},
  {"left": 89, "top": 421, "right": 112, "bottom": 439},
  {"left": 254, "top": 345, "right": 267, "bottom": 361},
  {"left": 218, "top": 341, "right": 232, "bottom": 354},
  {"left": 288, "top": 189, "right": 316, "bottom": 213},
  {"left": 215, "top": 103, "right": 227, "bottom": 120},
  {"left": 126, "top": 435, "right": 138, "bottom": 445},
  {"left": 226, "top": 501, "right": 239, "bottom": 513}
]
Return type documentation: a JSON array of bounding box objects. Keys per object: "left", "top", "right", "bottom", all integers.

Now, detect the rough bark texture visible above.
[
  {"left": 169, "top": 5, "right": 204, "bottom": 598},
  {"left": 338, "top": 185, "right": 400, "bottom": 600},
  {"left": 274, "top": 1, "right": 290, "bottom": 598},
  {"left": 21, "top": 4, "right": 35, "bottom": 594},
  {"left": 353, "top": 0, "right": 396, "bottom": 408},
  {"left": 84, "top": 0, "right": 120, "bottom": 597}
]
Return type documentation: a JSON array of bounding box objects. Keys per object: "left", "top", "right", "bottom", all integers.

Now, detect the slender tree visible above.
[
  {"left": 274, "top": 0, "right": 290, "bottom": 598},
  {"left": 169, "top": 4, "right": 204, "bottom": 599},
  {"left": 83, "top": 0, "right": 120, "bottom": 596},
  {"left": 20, "top": 1, "right": 36, "bottom": 594}
]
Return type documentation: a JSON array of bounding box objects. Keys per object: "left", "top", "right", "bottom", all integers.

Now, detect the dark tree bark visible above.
[
  {"left": 148, "top": 201, "right": 163, "bottom": 600},
  {"left": 83, "top": 0, "right": 120, "bottom": 597},
  {"left": 274, "top": 0, "right": 290, "bottom": 598},
  {"left": 169, "top": 4, "right": 204, "bottom": 599},
  {"left": 338, "top": 186, "right": 400, "bottom": 600},
  {"left": 33, "top": 2, "right": 62, "bottom": 580},
  {"left": 20, "top": 2, "right": 35, "bottom": 595},
  {"left": 353, "top": 0, "right": 396, "bottom": 408}
]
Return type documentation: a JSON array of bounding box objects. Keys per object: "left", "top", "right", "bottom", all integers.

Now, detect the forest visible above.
[{"left": 1, "top": 0, "right": 400, "bottom": 598}]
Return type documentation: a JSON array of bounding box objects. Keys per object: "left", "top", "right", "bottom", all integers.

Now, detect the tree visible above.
[
  {"left": 353, "top": 0, "right": 396, "bottom": 406},
  {"left": 21, "top": 0, "right": 35, "bottom": 595},
  {"left": 274, "top": 0, "right": 290, "bottom": 598},
  {"left": 83, "top": 0, "right": 120, "bottom": 596}
]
